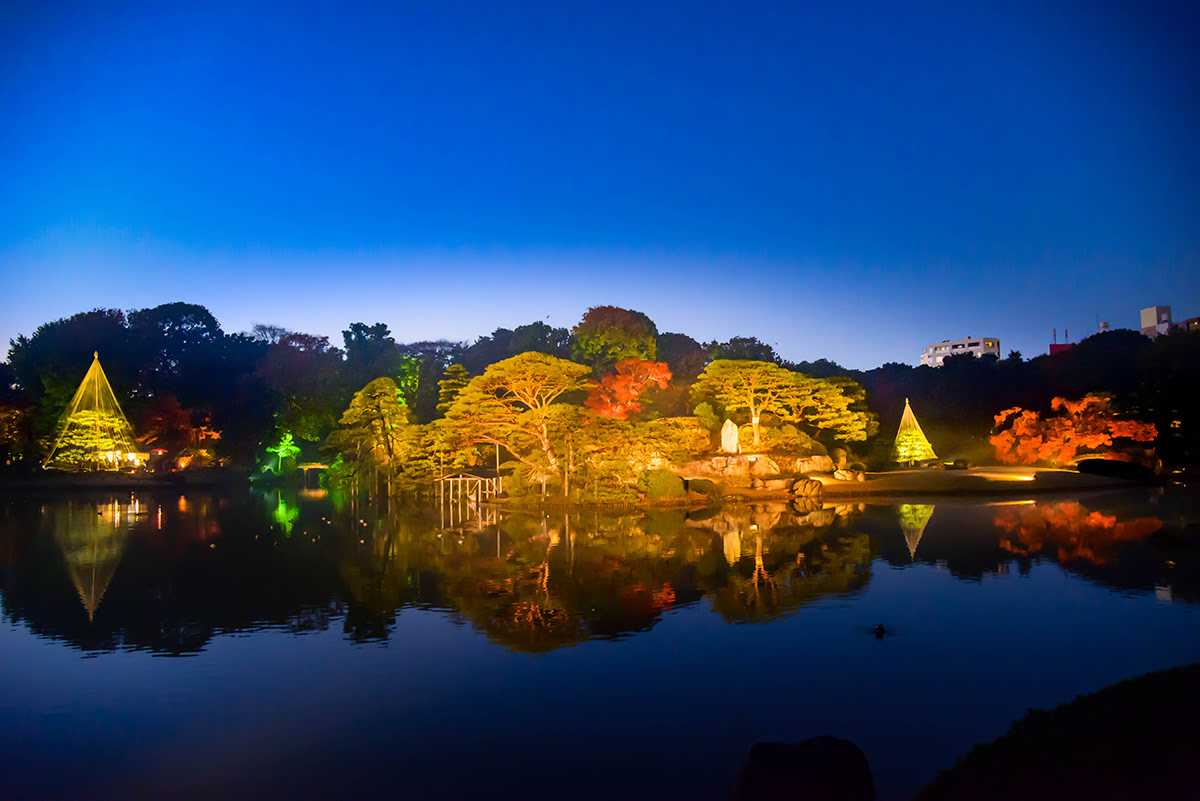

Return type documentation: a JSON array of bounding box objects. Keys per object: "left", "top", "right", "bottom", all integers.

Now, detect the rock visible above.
[
  {"left": 734, "top": 737, "right": 874, "bottom": 801},
  {"left": 750, "top": 455, "right": 781, "bottom": 477},
  {"left": 792, "top": 497, "right": 821, "bottom": 515},
  {"left": 761, "top": 478, "right": 793, "bottom": 492},
  {"left": 1076, "top": 458, "right": 1154, "bottom": 481},
  {"left": 833, "top": 468, "right": 854, "bottom": 481},
  {"left": 856, "top": 471, "right": 866, "bottom": 482},
  {"left": 796, "top": 455, "right": 835, "bottom": 475},
  {"left": 792, "top": 478, "right": 824, "bottom": 498},
  {"left": 798, "top": 508, "right": 837, "bottom": 527},
  {"left": 686, "top": 478, "right": 718, "bottom": 496},
  {"left": 831, "top": 447, "right": 849, "bottom": 469}
]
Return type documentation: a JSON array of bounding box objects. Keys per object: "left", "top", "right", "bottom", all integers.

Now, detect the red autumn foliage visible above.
[
  {"left": 989, "top": 395, "right": 1157, "bottom": 465},
  {"left": 993, "top": 501, "right": 1162, "bottom": 564},
  {"left": 584, "top": 358, "right": 672, "bottom": 419}
]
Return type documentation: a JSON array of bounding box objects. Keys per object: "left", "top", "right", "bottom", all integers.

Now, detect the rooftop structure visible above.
[
  {"left": 1141, "top": 306, "right": 1172, "bottom": 338},
  {"left": 920, "top": 336, "right": 1000, "bottom": 367}
]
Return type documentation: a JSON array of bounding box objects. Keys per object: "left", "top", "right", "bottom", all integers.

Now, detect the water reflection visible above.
[
  {"left": 898, "top": 503, "right": 935, "bottom": 560},
  {"left": 0, "top": 488, "right": 1194, "bottom": 656},
  {"left": 50, "top": 498, "right": 132, "bottom": 621},
  {"left": 993, "top": 500, "right": 1162, "bottom": 564}
]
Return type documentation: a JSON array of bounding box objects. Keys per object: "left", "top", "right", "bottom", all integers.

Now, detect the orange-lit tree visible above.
[
  {"left": 584, "top": 358, "right": 672, "bottom": 419},
  {"left": 990, "top": 395, "right": 1157, "bottom": 465}
]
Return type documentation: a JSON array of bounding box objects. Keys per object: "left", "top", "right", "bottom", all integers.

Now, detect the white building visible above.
[
  {"left": 920, "top": 336, "right": 1001, "bottom": 367},
  {"left": 1141, "top": 306, "right": 1172, "bottom": 338}
]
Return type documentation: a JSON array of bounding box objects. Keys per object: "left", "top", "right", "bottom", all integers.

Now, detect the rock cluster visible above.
[{"left": 795, "top": 455, "right": 835, "bottom": 474}]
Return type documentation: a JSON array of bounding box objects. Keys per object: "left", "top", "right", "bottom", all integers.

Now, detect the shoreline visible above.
[{"left": 0, "top": 465, "right": 1164, "bottom": 505}]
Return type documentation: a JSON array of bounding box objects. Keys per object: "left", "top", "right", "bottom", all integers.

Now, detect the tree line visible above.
[{"left": 2, "top": 302, "right": 1196, "bottom": 485}]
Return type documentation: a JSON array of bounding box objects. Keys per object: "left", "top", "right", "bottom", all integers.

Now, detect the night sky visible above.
[{"left": 2, "top": 0, "right": 1197, "bottom": 369}]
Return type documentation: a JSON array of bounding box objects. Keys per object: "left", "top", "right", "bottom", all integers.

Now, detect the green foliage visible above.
[
  {"left": 893, "top": 427, "right": 937, "bottom": 463},
  {"left": 436, "top": 365, "right": 471, "bottom": 416},
  {"left": 691, "top": 360, "right": 796, "bottom": 447},
  {"left": 395, "top": 355, "right": 420, "bottom": 409},
  {"left": 777, "top": 374, "right": 876, "bottom": 442},
  {"left": 757, "top": 423, "right": 827, "bottom": 457},
  {"left": 46, "top": 410, "right": 133, "bottom": 470},
  {"left": 265, "top": 431, "right": 301, "bottom": 473},
  {"left": 571, "top": 306, "right": 658, "bottom": 371},
  {"left": 706, "top": 336, "right": 779, "bottom": 363},
  {"left": 639, "top": 468, "right": 686, "bottom": 499},
  {"left": 443, "top": 353, "right": 591, "bottom": 489},
  {"left": 693, "top": 401, "right": 721, "bottom": 431},
  {"left": 325, "top": 377, "right": 416, "bottom": 493}
]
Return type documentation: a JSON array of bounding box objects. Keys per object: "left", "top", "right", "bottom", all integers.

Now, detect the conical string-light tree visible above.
[
  {"left": 897, "top": 503, "right": 935, "bottom": 560},
  {"left": 892, "top": 398, "right": 937, "bottom": 465},
  {"left": 43, "top": 352, "right": 142, "bottom": 471}
]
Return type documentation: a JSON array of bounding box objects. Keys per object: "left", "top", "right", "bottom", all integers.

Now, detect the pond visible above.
[{"left": 1, "top": 486, "right": 1198, "bottom": 800}]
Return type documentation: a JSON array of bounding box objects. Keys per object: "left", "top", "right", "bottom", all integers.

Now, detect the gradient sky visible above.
[{"left": 2, "top": 0, "right": 1197, "bottom": 369}]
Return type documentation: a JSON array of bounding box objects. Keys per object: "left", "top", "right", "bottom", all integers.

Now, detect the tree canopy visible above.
[{"left": 571, "top": 306, "right": 658, "bottom": 371}]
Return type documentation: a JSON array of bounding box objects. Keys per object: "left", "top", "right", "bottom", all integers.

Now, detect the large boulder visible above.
[
  {"left": 685, "top": 478, "right": 719, "bottom": 496},
  {"left": 750, "top": 455, "right": 782, "bottom": 477},
  {"left": 793, "top": 478, "right": 824, "bottom": 498},
  {"left": 796, "top": 455, "right": 835, "bottom": 475}
]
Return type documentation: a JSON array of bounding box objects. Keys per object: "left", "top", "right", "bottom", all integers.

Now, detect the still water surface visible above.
[{"left": 1, "top": 487, "right": 1197, "bottom": 800}]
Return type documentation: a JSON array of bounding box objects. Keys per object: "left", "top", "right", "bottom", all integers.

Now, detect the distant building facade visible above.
[
  {"left": 1140, "top": 306, "right": 1199, "bottom": 338},
  {"left": 1141, "top": 306, "right": 1172, "bottom": 338},
  {"left": 920, "top": 336, "right": 1001, "bottom": 367}
]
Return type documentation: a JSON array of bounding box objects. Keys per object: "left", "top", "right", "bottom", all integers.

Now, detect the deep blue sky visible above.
[{"left": 2, "top": 0, "right": 1197, "bottom": 368}]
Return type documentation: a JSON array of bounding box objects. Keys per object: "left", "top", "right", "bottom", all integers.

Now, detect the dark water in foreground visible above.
[{"left": 1, "top": 487, "right": 1198, "bottom": 800}]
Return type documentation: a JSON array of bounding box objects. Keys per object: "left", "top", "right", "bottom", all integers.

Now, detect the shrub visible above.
[{"left": 640, "top": 468, "right": 686, "bottom": 499}]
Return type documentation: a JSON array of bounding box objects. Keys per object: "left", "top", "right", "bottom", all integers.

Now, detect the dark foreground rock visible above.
[
  {"left": 915, "top": 663, "right": 1200, "bottom": 800},
  {"left": 734, "top": 736, "right": 874, "bottom": 800}
]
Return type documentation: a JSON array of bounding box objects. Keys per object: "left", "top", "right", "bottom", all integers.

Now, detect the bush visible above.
[
  {"left": 640, "top": 468, "right": 686, "bottom": 499},
  {"left": 693, "top": 402, "right": 721, "bottom": 431}
]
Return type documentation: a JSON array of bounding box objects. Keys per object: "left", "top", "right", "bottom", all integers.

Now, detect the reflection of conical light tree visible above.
[
  {"left": 892, "top": 398, "right": 936, "bottom": 464},
  {"left": 52, "top": 500, "right": 130, "bottom": 621},
  {"left": 897, "top": 504, "right": 935, "bottom": 560},
  {"left": 44, "top": 352, "right": 141, "bottom": 471},
  {"left": 272, "top": 492, "right": 298, "bottom": 535}
]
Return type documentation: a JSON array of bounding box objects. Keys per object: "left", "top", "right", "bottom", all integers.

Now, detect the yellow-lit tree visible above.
[
  {"left": 443, "top": 353, "right": 591, "bottom": 489},
  {"left": 690, "top": 360, "right": 796, "bottom": 447}
]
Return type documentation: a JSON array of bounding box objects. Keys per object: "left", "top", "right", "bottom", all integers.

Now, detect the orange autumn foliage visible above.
[
  {"left": 584, "top": 358, "right": 672, "bottom": 419},
  {"left": 989, "top": 395, "right": 1156, "bottom": 465},
  {"left": 993, "top": 501, "right": 1162, "bottom": 564}
]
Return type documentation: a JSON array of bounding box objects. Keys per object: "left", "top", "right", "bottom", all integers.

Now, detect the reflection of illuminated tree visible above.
[
  {"left": 272, "top": 493, "right": 298, "bottom": 534},
  {"left": 51, "top": 500, "right": 130, "bottom": 620},
  {"left": 993, "top": 501, "right": 1162, "bottom": 564},
  {"left": 706, "top": 525, "right": 873, "bottom": 623},
  {"left": 898, "top": 504, "right": 935, "bottom": 560}
]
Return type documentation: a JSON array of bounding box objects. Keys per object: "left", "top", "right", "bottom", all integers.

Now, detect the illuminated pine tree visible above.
[
  {"left": 43, "top": 352, "right": 141, "bottom": 471},
  {"left": 891, "top": 398, "right": 936, "bottom": 464}
]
